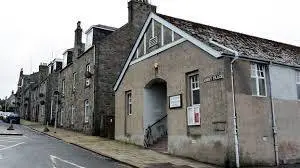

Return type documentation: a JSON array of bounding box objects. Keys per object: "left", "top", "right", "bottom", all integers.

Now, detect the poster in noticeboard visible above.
[
  {"left": 187, "top": 104, "right": 200, "bottom": 126},
  {"left": 169, "top": 94, "right": 182, "bottom": 109}
]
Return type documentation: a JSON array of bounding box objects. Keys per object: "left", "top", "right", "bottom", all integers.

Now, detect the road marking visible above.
[
  {"left": 50, "top": 155, "right": 85, "bottom": 168},
  {"left": 0, "top": 140, "right": 18, "bottom": 143},
  {"left": 0, "top": 142, "right": 25, "bottom": 151},
  {"left": 0, "top": 137, "right": 23, "bottom": 140}
]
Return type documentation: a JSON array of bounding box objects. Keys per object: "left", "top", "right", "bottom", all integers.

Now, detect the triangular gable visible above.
[{"left": 114, "top": 13, "right": 221, "bottom": 91}]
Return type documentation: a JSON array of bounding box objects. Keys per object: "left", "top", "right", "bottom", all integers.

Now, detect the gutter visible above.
[{"left": 209, "top": 39, "right": 240, "bottom": 167}]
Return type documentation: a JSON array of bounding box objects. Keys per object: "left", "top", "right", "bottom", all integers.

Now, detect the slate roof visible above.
[{"left": 158, "top": 14, "right": 300, "bottom": 66}]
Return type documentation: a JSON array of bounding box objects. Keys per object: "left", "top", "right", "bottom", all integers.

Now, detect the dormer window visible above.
[
  {"left": 63, "top": 52, "right": 68, "bottom": 68},
  {"left": 85, "top": 29, "right": 93, "bottom": 50}
]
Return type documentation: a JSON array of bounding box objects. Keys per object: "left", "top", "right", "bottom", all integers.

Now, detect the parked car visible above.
[
  {"left": 3, "top": 112, "right": 20, "bottom": 124},
  {"left": 0, "top": 111, "right": 4, "bottom": 120}
]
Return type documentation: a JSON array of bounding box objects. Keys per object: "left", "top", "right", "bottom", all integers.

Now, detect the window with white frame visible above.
[
  {"left": 71, "top": 105, "right": 75, "bottom": 125},
  {"left": 190, "top": 74, "right": 200, "bottom": 105},
  {"left": 85, "top": 29, "right": 93, "bottom": 50},
  {"left": 62, "top": 79, "right": 65, "bottom": 96},
  {"left": 60, "top": 110, "right": 64, "bottom": 126},
  {"left": 86, "top": 64, "right": 91, "bottom": 73},
  {"left": 63, "top": 52, "right": 68, "bottom": 68},
  {"left": 296, "top": 71, "right": 300, "bottom": 100},
  {"left": 86, "top": 64, "right": 91, "bottom": 86},
  {"left": 50, "top": 100, "right": 53, "bottom": 120},
  {"left": 73, "top": 72, "right": 77, "bottom": 91},
  {"left": 126, "top": 91, "right": 132, "bottom": 115},
  {"left": 84, "top": 100, "right": 89, "bottom": 123},
  {"left": 251, "top": 63, "right": 267, "bottom": 96},
  {"left": 187, "top": 73, "right": 201, "bottom": 126}
]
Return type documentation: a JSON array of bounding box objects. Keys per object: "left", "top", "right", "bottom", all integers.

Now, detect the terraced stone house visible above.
[{"left": 57, "top": 0, "right": 156, "bottom": 138}]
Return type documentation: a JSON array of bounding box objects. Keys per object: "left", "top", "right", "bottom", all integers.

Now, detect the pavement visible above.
[
  {"left": 20, "top": 120, "right": 217, "bottom": 168},
  {"left": 0, "top": 120, "right": 132, "bottom": 168}
]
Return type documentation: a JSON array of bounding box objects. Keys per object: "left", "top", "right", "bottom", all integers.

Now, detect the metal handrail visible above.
[
  {"left": 144, "top": 114, "right": 168, "bottom": 148},
  {"left": 148, "top": 114, "right": 167, "bottom": 129}
]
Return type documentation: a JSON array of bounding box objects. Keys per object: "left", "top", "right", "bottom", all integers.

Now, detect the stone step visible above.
[{"left": 150, "top": 136, "right": 168, "bottom": 153}]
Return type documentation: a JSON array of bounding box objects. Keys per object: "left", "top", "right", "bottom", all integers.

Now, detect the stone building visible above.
[
  {"left": 58, "top": 0, "right": 156, "bottom": 137},
  {"left": 15, "top": 64, "right": 48, "bottom": 121},
  {"left": 6, "top": 90, "right": 16, "bottom": 112},
  {"left": 45, "top": 58, "right": 63, "bottom": 125},
  {"left": 114, "top": 12, "right": 300, "bottom": 167}
]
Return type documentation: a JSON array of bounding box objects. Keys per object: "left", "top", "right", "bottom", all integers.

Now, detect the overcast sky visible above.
[{"left": 0, "top": 0, "right": 299, "bottom": 99}]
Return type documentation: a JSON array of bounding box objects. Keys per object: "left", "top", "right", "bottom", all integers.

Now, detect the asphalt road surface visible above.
[{"left": 0, "top": 121, "right": 131, "bottom": 168}]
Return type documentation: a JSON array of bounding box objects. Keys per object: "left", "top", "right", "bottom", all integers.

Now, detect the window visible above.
[
  {"left": 297, "top": 71, "right": 300, "bottom": 100},
  {"left": 187, "top": 73, "right": 200, "bottom": 126},
  {"left": 50, "top": 100, "right": 53, "bottom": 120},
  {"left": 251, "top": 63, "right": 267, "bottom": 96},
  {"left": 86, "top": 64, "right": 91, "bottom": 87},
  {"left": 126, "top": 91, "right": 132, "bottom": 115},
  {"left": 190, "top": 74, "right": 200, "bottom": 105},
  {"left": 85, "top": 29, "right": 93, "bottom": 50},
  {"left": 62, "top": 79, "right": 65, "bottom": 96},
  {"left": 73, "top": 72, "right": 77, "bottom": 91},
  {"left": 86, "top": 64, "right": 91, "bottom": 73},
  {"left": 60, "top": 110, "right": 64, "bottom": 126},
  {"left": 84, "top": 100, "right": 89, "bottom": 123},
  {"left": 63, "top": 52, "right": 68, "bottom": 68},
  {"left": 71, "top": 105, "right": 75, "bottom": 125}
]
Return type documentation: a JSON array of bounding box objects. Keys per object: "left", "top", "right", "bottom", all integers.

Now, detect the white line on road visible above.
[
  {"left": 0, "top": 142, "right": 25, "bottom": 151},
  {"left": 0, "top": 140, "right": 18, "bottom": 143},
  {"left": 50, "top": 155, "right": 85, "bottom": 168},
  {"left": 0, "top": 137, "right": 23, "bottom": 140}
]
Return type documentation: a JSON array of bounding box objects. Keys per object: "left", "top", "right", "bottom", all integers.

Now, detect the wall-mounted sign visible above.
[
  {"left": 169, "top": 94, "right": 182, "bottom": 109},
  {"left": 187, "top": 104, "right": 200, "bottom": 126},
  {"left": 203, "top": 74, "right": 224, "bottom": 83}
]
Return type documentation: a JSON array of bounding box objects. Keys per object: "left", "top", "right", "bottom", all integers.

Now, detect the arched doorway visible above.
[{"left": 143, "top": 78, "right": 168, "bottom": 152}]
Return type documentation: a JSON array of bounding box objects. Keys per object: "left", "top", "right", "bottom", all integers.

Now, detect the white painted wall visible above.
[{"left": 269, "top": 65, "right": 297, "bottom": 100}]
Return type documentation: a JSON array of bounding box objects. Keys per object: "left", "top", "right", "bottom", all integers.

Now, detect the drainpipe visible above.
[
  {"left": 231, "top": 56, "right": 240, "bottom": 168},
  {"left": 209, "top": 39, "right": 240, "bottom": 167},
  {"left": 268, "top": 63, "right": 279, "bottom": 166}
]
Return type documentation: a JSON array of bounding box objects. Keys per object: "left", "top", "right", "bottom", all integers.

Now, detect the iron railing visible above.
[{"left": 144, "top": 114, "right": 167, "bottom": 148}]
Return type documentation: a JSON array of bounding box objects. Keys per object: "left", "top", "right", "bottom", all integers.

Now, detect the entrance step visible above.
[{"left": 150, "top": 136, "right": 168, "bottom": 153}]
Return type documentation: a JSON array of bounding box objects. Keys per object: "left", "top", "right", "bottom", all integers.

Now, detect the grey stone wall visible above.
[
  {"left": 95, "top": 1, "right": 156, "bottom": 138},
  {"left": 59, "top": 47, "right": 95, "bottom": 135}
]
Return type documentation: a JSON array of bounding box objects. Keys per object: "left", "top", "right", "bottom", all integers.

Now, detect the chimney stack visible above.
[
  {"left": 74, "top": 21, "right": 83, "bottom": 57},
  {"left": 20, "top": 68, "right": 23, "bottom": 76},
  {"left": 74, "top": 21, "right": 82, "bottom": 47},
  {"left": 128, "top": 0, "right": 156, "bottom": 27}
]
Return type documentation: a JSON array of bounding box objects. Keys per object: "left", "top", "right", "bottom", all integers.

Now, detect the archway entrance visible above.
[{"left": 143, "top": 78, "right": 168, "bottom": 152}]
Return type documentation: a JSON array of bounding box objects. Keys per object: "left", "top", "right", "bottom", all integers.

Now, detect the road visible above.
[{"left": 0, "top": 121, "right": 131, "bottom": 168}]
